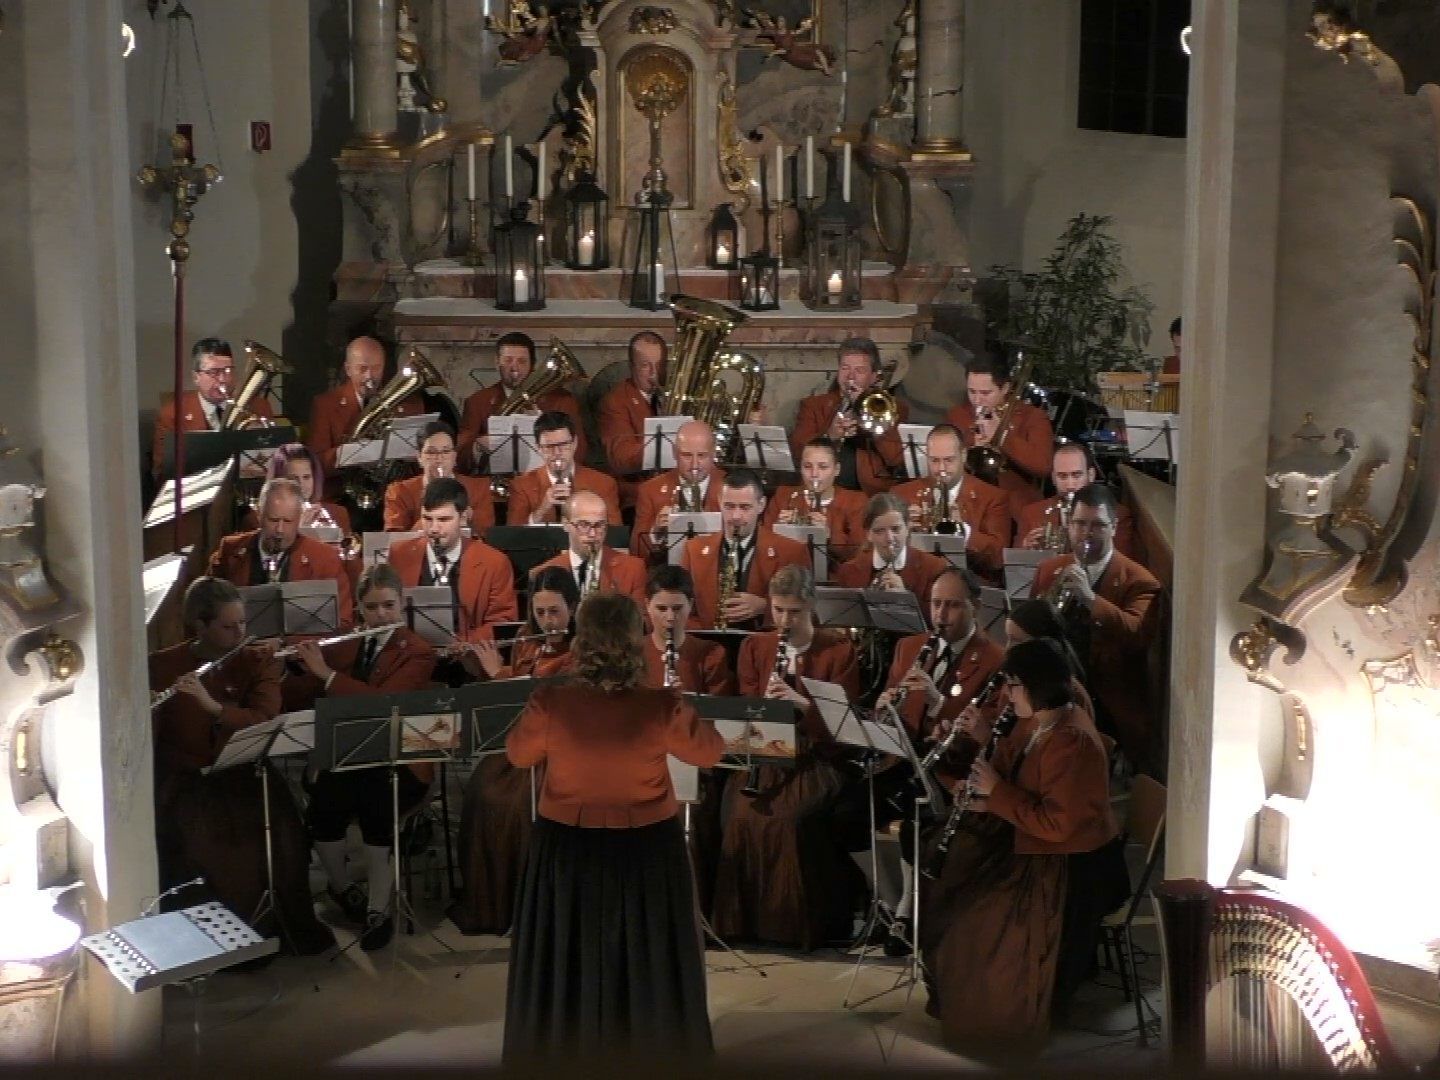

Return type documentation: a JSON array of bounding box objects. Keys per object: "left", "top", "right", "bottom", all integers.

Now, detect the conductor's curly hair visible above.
[{"left": 571, "top": 592, "right": 646, "bottom": 692}]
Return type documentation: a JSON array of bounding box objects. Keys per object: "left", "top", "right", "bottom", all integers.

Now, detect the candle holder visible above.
[
  {"left": 739, "top": 250, "right": 780, "bottom": 312},
  {"left": 623, "top": 48, "right": 686, "bottom": 310},
  {"left": 494, "top": 202, "right": 546, "bottom": 311},
  {"left": 802, "top": 150, "right": 863, "bottom": 311},
  {"left": 708, "top": 203, "right": 739, "bottom": 270},
  {"left": 773, "top": 199, "right": 786, "bottom": 270},
  {"left": 464, "top": 197, "right": 485, "bottom": 266},
  {"left": 565, "top": 171, "right": 611, "bottom": 270}
]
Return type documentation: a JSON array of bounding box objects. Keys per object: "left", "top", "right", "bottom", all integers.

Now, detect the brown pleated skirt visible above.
[
  {"left": 448, "top": 754, "right": 535, "bottom": 935},
  {"left": 919, "top": 815, "right": 1066, "bottom": 1055},
  {"left": 155, "top": 763, "right": 335, "bottom": 956},
  {"left": 709, "top": 757, "right": 857, "bottom": 951}
]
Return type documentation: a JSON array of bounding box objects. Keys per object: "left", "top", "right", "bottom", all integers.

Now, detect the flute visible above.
[
  {"left": 150, "top": 637, "right": 255, "bottom": 710},
  {"left": 271, "top": 623, "right": 404, "bottom": 658}
]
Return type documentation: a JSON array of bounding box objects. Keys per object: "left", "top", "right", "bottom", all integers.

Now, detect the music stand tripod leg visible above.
[
  {"left": 843, "top": 755, "right": 886, "bottom": 1008},
  {"left": 682, "top": 800, "right": 767, "bottom": 979},
  {"left": 250, "top": 762, "right": 295, "bottom": 951},
  {"left": 389, "top": 762, "right": 460, "bottom": 960}
]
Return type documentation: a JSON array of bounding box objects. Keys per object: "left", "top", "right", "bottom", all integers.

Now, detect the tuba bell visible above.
[
  {"left": 350, "top": 346, "right": 448, "bottom": 443},
  {"left": 495, "top": 338, "right": 585, "bottom": 419},
  {"left": 223, "top": 340, "right": 293, "bottom": 430},
  {"left": 663, "top": 295, "right": 765, "bottom": 459}
]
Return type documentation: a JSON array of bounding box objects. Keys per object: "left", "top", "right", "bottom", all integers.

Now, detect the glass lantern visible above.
[
  {"left": 626, "top": 193, "right": 678, "bottom": 311},
  {"left": 802, "top": 162, "right": 863, "bottom": 311},
  {"left": 739, "top": 251, "right": 780, "bottom": 311},
  {"left": 494, "top": 202, "right": 546, "bottom": 311},
  {"left": 564, "top": 172, "right": 610, "bottom": 271},
  {"left": 708, "top": 203, "right": 739, "bottom": 270}
]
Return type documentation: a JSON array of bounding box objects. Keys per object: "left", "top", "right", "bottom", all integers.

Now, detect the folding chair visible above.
[{"left": 1098, "top": 773, "right": 1167, "bottom": 1045}]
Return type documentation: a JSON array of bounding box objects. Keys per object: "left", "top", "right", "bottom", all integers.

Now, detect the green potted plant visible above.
[{"left": 989, "top": 213, "right": 1155, "bottom": 397}]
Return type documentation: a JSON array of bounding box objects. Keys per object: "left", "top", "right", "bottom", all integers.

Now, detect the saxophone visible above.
[
  {"left": 921, "top": 704, "right": 1019, "bottom": 880},
  {"left": 715, "top": 530, "right": 741, "bottom": 629}
]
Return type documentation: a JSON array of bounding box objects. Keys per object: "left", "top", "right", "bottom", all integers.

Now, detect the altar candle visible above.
[
  {"left": 805, "top": 135, "right": 814, "bottom": 198},
  {"left": 467, "top": 144, "right": 476, "bottom": 200},
  {"left": 537, "top": 142, "right": 546, "bottom": 200},
  {"left": 513, "top": 266, "right": 529, "bottom": 304},
  {"left": 759, "top": 156, "right": 769, "bottom": 211},
  {"left": 578, "top": 230, "right": 595, "bottom": 267},
  {"left": 842, "top": 142, "right": 852, "bottom": 203},
  {"left": 775, "top": 144, "right": 784, "bottom": 203},
  {"left": 715, "top": 241, "right": 731, "bottom": 265},
  {"left": 504, "top": 134, "right": 514, "bottom": 198},
  {"left": 654, "top": 261, "right": 664, "bottom": 304},
  {"left": 827, "top": 270, "right": 843, "bottom": 300}
]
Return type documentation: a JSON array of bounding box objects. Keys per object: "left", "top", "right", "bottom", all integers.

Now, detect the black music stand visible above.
[
  {"left": 736, "top": 424, "right": 797, "bottom": 482},
  {"left": 1002, "top": 548, "right": 1048, "bottom": 608},
  {"left": 896, "top": 424, "right": 932, "bottom": 480},
  {"left": 204, "top": 710, "right": 315, "bottom": 948},
  {"left": 641, "top": 415, "right": 691, "bottom": 473},
  {"left": 480, "top": 415, "right": 541, "bottom": 485},
  {"left": 239, "top": 581, "right": 341, "bottom": 639},
  {"left": 315, "top": 687, "right": 477, "bottom": 956},
  {"left": 403, "top": 586, "right": 456, "bottom": 648},
  {"left": 160, "top": 426, "right": 297, "bottom": 479},
  {"left": 483, "top": 525, "right": 568, "bottom": 580},
  {"left": 813, "top": 587, "right": 927, "bottom": 636},
  {"left": 1123, "top": 409, "right": 1180, "bottom": 485},
  {"left": 911, "top": 532, "right": 968, "bottom": 572},
  {"left": 664, "top": 512, "right": 722, "bottom": 566},
  {"left": 773, "top": 523, "right": 829, "bottom": 582}
]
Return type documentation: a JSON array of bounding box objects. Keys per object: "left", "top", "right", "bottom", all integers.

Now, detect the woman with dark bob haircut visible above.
[{"left": 919, "top": 637, "right": 1119, "bottom": 1059}]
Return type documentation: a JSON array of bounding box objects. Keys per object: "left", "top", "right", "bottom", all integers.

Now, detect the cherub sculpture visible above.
[
  {"left": 494, "top": 3, "right": 554, "bottom": 66},
  {"left": 748, "top": 10, "right": 835, "bottom": 76}
]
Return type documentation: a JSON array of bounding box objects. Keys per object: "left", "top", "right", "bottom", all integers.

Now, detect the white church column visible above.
[
  {"left": 913, "top": 0, "right": 965, "bottom": 152},
  {"left": 1167, "top": 0, "right": 1289, "bottom": 880},
  {"left": 351, "top": 0, "right": 399, "bottom": 148},
  {"left": 8, "top": 0, "right": 159, "bottom": 1056}
]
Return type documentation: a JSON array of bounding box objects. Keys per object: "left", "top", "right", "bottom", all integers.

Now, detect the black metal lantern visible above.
[
  {"left": 708, "top": 203, "right": 739, "bottom": 270},
  {"left": 802, "top": 155, "right": 863, "bottom": 311},
  {"left": 564, "top": 172, "right": 610, "bottom": 270},
  {"left": 626, "top": 190, "right": 679, "bottom": 311},
  {"left": 494, "top": 202, "right": 546, "bottom": 311},
  {"left": 739, "top": 251, "right": 780, "bottom": 311}
]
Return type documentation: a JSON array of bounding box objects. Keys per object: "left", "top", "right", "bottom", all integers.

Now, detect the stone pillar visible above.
[
  {"left": 5, "top": 0, "right": 160, "bottom": 1056},
  {"left": 912, "top": 0, "right": 964, "bottom": 152},
  {"left": 1167, "top": 0, "right": 1289, "bottom": 881},
  {"left": 350, "top": 0, "right": 399, "bottom": 149}
]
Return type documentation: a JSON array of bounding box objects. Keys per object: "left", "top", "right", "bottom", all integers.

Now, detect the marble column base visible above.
[{"left": 336, "top": 159, "right": 410, "bottom": 266}]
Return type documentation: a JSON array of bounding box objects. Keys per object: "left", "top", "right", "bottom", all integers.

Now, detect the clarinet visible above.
[
  {"left": 663, "top": 627, "right": 681, "bottom": 689},
  {"left": 917, "top": 670, "right": 1006, "bottom": 772},
  {"left": 921, "top": 704, "right": 1018, "bottom": 880},
  {"left": 744, "top": 627, "right": 789, "bottom": 797},
  {"left": 890, "top": 634, "right": 942, "bottom": 711}
]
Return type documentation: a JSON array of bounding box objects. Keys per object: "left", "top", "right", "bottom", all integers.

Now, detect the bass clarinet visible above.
[{"left": 921, "top": 704, "right": 1018, "bottom": 880}]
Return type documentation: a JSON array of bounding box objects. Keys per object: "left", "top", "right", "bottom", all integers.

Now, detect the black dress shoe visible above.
[
  {"left": 360, "top": 909, "right": 394, "bottom": 951},
  {"left": 884, "top": 916, "right": 913, "bottom": 958},
  {"left": 329, "top": 883, "right": 368, "bottom": 925}
]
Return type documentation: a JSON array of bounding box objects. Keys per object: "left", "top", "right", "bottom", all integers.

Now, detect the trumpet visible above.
[
  {"left": 921, "top": 704, "right": 1019, "bottom": 880},
  {"left": 547, "top": 462, "right": 574, "bottom": 523},
  {"left": 150, "top": 637, "right": 254, "bottom": 710},
  {"left": 271, "top": 622, "right": 404, "bottom": 659}
]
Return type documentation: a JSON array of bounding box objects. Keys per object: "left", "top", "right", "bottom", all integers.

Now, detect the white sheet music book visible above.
[
  {"left": 802, "top": 677, "right": 910, "bottom": 756},
  {"left": 335, "top": 438, "right": 385, "bottom": 468},
  {"left": 736, "top": 424, "right": 795, "bottom": 473},
  {"left": 666, "top": 512, "right": 722, "bottom": 564},
  {"left": 897, "top": 424, "right": 934, "bottom": 478},
  {"left": 976, "top": 586, "right": 1009, "bottom": 636},
  {"left": 773, "top": 523, "right": 829, "bottom": 582},
  {"left": 1003, "top": 547, "right": 1050, "bottom": 604},
  {"left": 642, "top": 415, "right": 693, "bottom": 472},
  {"left": 912, "top": 530, "right": 970, "bottom": 568},
  {"left": 143, "top": 460, "right": 232, "bottom": 526},
  {"left": 82, "top": 902, "right": 277, "bottom": 993},
  {"left": 486, "top": 414, "right": 542, "bottom": 476},
  {"left": 1123, "top": 410, "right": 1180, "bottom": 463},
  {"left": 383, "top": 412, "right": 441, "bottom": 460},
  {"left": 364, "top": 530, "right": 420, "bottom": 566}
]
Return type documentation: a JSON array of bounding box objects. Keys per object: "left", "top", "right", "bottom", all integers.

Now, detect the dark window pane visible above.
[
  {"left": 1114, "top": 0, "right": 1154, "bottom": 44},
  {"left": 1153, "top": 95, "right": 1188, "bottom": 138},
  {"left": 1079, "top": 0, "right": 1188, "bottom": 137},
  {"left": 1078, "top": 91, "right": 1112, "bottom": 131},
  {"left": 1111, "top": 93, "right": 1148, "bottom": 133},
  {"left": 1154, "top": 51, "right": 1188, "bottom": 95},
  {"left": 1113, "top": 47, "right": 1150, "bottom": 94},
  {"left": 1080, "top": 39, "right": 1117, "bottom": 90},
  {"left": 1081, "top": 0, "right": 1116, "bottom": 38}
]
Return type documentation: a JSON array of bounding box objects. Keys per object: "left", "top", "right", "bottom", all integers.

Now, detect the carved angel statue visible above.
[
  {"left": 0, "top": 429, "right": 59, "bottom": 612},
  {"left": 494, "top": 3, "right": 554, "bottom": 66},
  {"left": 747, "top": 10, "right": 836, "bottom": 76},
  {"left": 396, "top": 0, "right": 447, "bottom": 114}
]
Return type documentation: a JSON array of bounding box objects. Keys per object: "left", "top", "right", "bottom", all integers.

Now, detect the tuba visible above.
[
  {"left": 965, "top": 344, "right": 1037, "bottom": 487},
  {"left": 663, "top": 296, "right": 765, "bottom": 459},
  {"left": 495, "top": 338, "right": 585, "bottom": 420},
  {"left": 223, "top": 340, "right": 292, "bottom": 430},
  {"left": 350, "top": 346, "right": 448, "bottom": 442}
]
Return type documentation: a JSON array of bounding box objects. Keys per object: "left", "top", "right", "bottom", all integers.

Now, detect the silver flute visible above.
[
  {"left": 271, "top": 622, "right": 405, "bottom": 658},
  {"left": 150, "top": 636, "right": 255, "bottom": 710}
]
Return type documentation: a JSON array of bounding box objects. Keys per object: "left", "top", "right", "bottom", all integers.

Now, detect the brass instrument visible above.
[
  {"left": 965, "top": 345, "right": 1037, "bottom": 487},
  {"left": 345, "top": 346, "right": 450, "bottom": 510},
  {"left": 1040, "top": 536, "right": 1093, "bottom": 621},
  {"left": 853, "top": 362, "right": 900, "bottom": 437},
  {"left": 916, "top": 476, "right": 962, "bottom": 536},
  {"left": 150, "top": 636, "right": 255, "bottom": 710},
  {"left": 676, "top": 476, "right": 703, "bottom": 513},
  {"left": 715, "top": 529, "right": 741, "bottom": 630},
  {"left": 1040, "top": 491, "right": 1076, "bottom": 553},
  {"left": 222, "top": 340, "right": 292, "bottom": 431},
  {"left": 663, "top": 627, "right": 681, "bottom": 689},
  {"left": 921, "top": 704, "right": 1018, "bottom": 880},
  {"left": 663, "top": 295, "right": 765, "bottom": 459},
  {"left": 498, "top": 338, "right": 585, "bottom": 419},
  {"left": 546, "top": 461, "right": 575, "bottom": 523},
  {"left": 272, "top": 622, "right": 405, "bottom": 658},
  {"left": 580, "top": 539, "right": 601, "bottom": 598}
]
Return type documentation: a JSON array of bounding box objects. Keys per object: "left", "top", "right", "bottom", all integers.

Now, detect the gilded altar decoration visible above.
[
  {"left": 1334, "top": 196, "right": 1434, "bottom": 609},
  {"left": 625, "top": 46, "right": 689, "bottom": 202},
  {"left": 715, "top": 71, "right": 753, "bottom": 209},
  {"left": 628, "top": 6, "right": 678, "bottom": 36},
  {"left": 747, "top": 10, "right": 835, "bottom": 76},
  {"left": 489, "top": 1, "right": 553, "bottom": 66},
  {"left": 1238, "top": 414, "right": 1359, "bottom": 625},
  {"left": 1307, "top": 4, "right": 1403, "bottom": 90},
  {"left": 1229, "top": 618, "right": 1312, "bottom": 764},
  {"left": 563, "top": 88, "right": 598, "bottom": 185}
]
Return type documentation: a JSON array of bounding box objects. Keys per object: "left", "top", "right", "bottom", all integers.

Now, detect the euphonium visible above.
[
  {"left": 715, "top": 529, "right": 741, "bottom": 630},
  {"left": 496, "top": 338, "right": 584, "bottom": 419},
  {"left": 350, "top": 346, "right": 448, "bottom": 442},
  {"left": 222, "top": 340, "right": 293, "bottom": 431},
  {"left": 663, "top": 295, "right": 765, "bottom": 458},
  {"left": 854, "top": 360, "right": 900, "bottom": 437},
  {"left": 965, "top": 344, "right": 1037, "bottom": 488}
]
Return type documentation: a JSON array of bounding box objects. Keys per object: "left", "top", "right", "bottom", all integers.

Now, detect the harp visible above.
[{"left": 1157, "top": 879, "right": 1400, "bottom": 1072}]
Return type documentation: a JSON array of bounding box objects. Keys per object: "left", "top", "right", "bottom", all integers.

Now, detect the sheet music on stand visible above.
[
  {"left": 802, "top": 677, "right": 909, "bottom": 757},
  {"left": 82, "top": 903, "right": 277, "bottom": 993},
  {"left": 813, "top": 586, "right": 927, "bottom": 635},
  {"left": 384, "top": 412, "right": 440, "bottom": 461},
  {"left": 240, "top": 580, "right": 341, "bottom": 639},
  {"left": 911, "top": 530, "right": 969, "bottom": 570},
  {"left": 897, "top": 424, "right": 934, "bottom": 478},
  {"left": 485, "top": 414, "right": 542, "bottom": 481},
  {"left": 641, "top": 415, "right": 693, "bottom": 473},
  {"left": 314, "top": 685, "right": 476, "bottom": 774},
  {"left": 1123, "top": 409, "right": 1180, "bottom": 481},
  {"left": 773, "top": 523, "right": 829, "bottom": 582},
  {"left": 142, "top": 552, "right": 188, "bottom": 625},
  {"left": 204, "top": 710, "right": 316, "bottom": 774},
  {"left": 485, "top": 524, "right": 568, "bottom": 577},
  {"left": 404, "top": 586, "right": 456, "bottom": 647},
  {"left": 666, "top": 512, "right": 722, "bottom": 565},
  {"left": 335, "top": 438, "right": 385, "bottom": 469},
  {"left": 1002, "top": 548, "right": 1049, "bottom": 606},
  {"left": 365, "top": 530, "right": 420, "bottom": 567},
  {"left": 160, "top": 427, "right": 296, "bottom": 479},
  {"left": 736, "top": 424, "right": 796, "bottom": 478},
  {"left": 143, "top": 460, "right": 233, "bottom": 528},
  {"left": 976, "top": 586, "right": 1009, "bottom": 636},
  {"left": 300, "top": 525, "right": 342, "bottom": 546}
]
